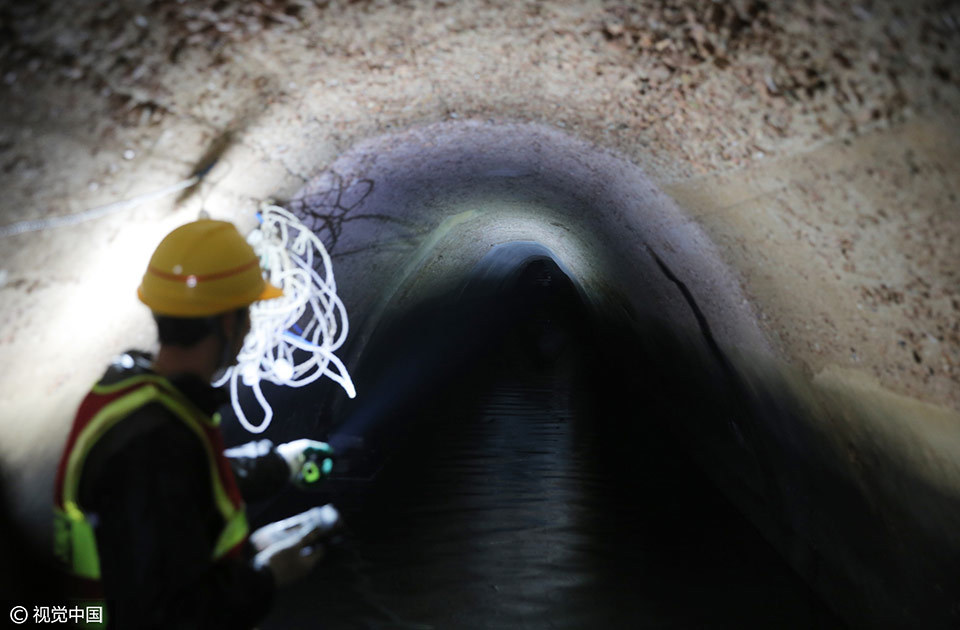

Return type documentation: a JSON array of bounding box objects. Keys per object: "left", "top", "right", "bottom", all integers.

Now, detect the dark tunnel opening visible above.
[{"left": 233, "top": 242, "right": 846, "bottom": 629}]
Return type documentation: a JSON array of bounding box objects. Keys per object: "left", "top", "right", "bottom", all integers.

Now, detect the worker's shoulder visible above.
[
  {"left": 85, "top": 349, "right": 196, "bottom": 446},
  {"left": 79, "top": 354, "right": 214, "bottom": 506},
  {"left": 103, "top": 401, "right": 199, "bottom": 457},
  {"left": 88, "top": 350, "right": 223, "bottom": 458},
  {"left": 97, "top": 349, "right": 155, "bottom": 386},
  {"left": 94, "top": 349, "right": 226, "bottom": 415}
]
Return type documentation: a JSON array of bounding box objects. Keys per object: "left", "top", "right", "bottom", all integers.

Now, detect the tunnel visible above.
[
  {"left": 196, "top": 120, "right": 952, "bottom": 629},
  {"left": 235, "top": 240, "right": 841, "bottom": 629},
  {"left": 2, "top": 1, "right": 960, "bottom": 628}
]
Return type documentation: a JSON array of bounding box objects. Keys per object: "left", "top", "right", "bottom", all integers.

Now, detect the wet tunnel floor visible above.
[{"left": 261, "top": 347, "right": 845, "bottom": 630}]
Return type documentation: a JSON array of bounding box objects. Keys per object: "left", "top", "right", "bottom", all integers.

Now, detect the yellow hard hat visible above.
[{"left": 138, "top": 219, "right": 283, "bottom": 317}]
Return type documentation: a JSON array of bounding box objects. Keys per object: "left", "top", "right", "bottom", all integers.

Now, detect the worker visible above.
[{"left": 53, "top": 219, "right": 336, "bottom": 629}]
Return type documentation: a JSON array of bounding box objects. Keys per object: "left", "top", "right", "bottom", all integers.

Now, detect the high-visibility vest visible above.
[{"left": 53, "top": 372, "right": 249, "bottom": 600}]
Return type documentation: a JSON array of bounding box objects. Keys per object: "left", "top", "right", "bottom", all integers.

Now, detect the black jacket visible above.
[{"left": 77, "top": 351, "right": 290, "bottom": 629}]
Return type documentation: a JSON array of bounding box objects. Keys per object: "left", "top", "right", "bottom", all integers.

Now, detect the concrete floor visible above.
[{"left": 1, "top": 0, "right": 959, "bottom": 627}]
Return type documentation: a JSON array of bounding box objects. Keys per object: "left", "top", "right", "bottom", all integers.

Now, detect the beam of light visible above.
[
  {"left": 0, "top": 174, "right": 203, "bottom": 238},
  {"left": 214, "top": 203, "right": 356, "bottom": 434}
]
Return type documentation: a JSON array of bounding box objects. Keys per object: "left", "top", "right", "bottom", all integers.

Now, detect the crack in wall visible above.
[{"left": 646, "top": 244, "right": 730, "bottom": 374}]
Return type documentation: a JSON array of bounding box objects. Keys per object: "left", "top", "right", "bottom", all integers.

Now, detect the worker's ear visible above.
[
  {"left": 218, "top": 310, "right": 236, "bottom": 338},
  {"left": 219, "top": 307, "right": 250, "bottom": 340}
]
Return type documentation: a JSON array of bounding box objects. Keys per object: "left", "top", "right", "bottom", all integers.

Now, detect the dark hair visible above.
[{"left": 153, "top": 307, "right": 248, "bottom": 347}]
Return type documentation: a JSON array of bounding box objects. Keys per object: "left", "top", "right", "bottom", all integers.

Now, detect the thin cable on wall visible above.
[
  {"left": 0, "top": 160, "right": 220, "bottom": 238},
  {"left": 0, "top": 175, "right": 201, "bottom": 238},
  {"left": 214, "top": 203, "right": 356, "bottom": 433}
]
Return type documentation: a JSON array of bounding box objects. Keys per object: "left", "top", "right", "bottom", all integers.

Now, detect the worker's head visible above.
[
  {"left": 152, "top": 306, "right": 250, "bottom": 359},
  {"left": 138, "top": 219, "right": 282, "bottom": 369}
]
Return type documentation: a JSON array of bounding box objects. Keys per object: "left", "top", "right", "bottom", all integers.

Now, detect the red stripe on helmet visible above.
[{"left": 147, "top": 258, "right": 260, "bottom": 283}]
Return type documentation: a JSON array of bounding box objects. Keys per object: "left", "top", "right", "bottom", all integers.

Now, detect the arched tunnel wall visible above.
[
  {"left": 283, "top": 121, "right": 773, "bottom": 365},
  {"left": 208, "top": 121, "right": 959, "bottom": 628}
]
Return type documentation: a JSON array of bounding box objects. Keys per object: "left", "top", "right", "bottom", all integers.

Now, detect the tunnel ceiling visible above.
[{"left": 286, "top": 121, "right": 776, "bottom": 370}]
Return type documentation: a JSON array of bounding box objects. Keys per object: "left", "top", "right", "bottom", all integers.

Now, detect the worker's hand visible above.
[
  {"left": 250, "top": 505, "right": 341, "bottom": 553},
  {"left": 253, "top": 532, "right": 325, "bottom": 588},
  {"left": 251, "top": 505, "right": 341, "bottom": 587},
  {"left": 276, "top": 439, "right": 334, "bottom": 488}
]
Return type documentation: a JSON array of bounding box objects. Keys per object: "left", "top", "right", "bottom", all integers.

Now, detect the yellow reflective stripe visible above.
[
  {"left": 65, "top": 511, "right": 100, "bottom": 580},
  {"left": 91, "top": 374, "right": 217, "bottom": 428},
  {"left": 60, "top": 379, "right": 247, "bottom": 578},
  {"left": 53, "top": 506, "right": 101, "bottom": 580},
  {"left": 147, "top": 391, "right": 239, "bottom": 531},
  {"left": 214, "top": 509, "right": 249, "bottom": 559},
  {"left": 156, "top": 391, "right": 249, "bottom": 559},
  {"left": 53, "top": 506, "right": 70, "bottom": 564},
  {"left": 60, "top": 386, "right": 164, "bottom": 580},
  {"left": 64, "top": 386, "right": 162, "bottom": 509},
  {"left": 91, "top": 373, "right": 166, "bottom": 394}
]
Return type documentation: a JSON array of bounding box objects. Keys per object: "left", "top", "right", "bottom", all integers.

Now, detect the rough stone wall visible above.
[{"left": 1, "top": 0, "right": 957, "bottom": 422}]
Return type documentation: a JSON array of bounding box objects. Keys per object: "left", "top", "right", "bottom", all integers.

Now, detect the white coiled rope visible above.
[{"left": 213, "top": 203, "right": 356, "bottom": 433}]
